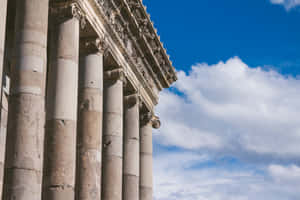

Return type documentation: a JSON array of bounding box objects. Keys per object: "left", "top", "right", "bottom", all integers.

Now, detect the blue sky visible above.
[
  {"left": 144, "top": 0, "right": 300, "bottom": 76},
  {"left": 142, "top": 0, "right": 300, "bottom": 199}
]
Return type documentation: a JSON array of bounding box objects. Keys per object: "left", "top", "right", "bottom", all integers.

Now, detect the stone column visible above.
[
  {"left": 0, "top": 0, "right": 7, "bottom": 98},
  {"left": 3, "top": 0, "right": 49, "bottom": 199},
  {"left": 102, "top": 68, "right": 125, "bottom": 200},
  {"left": 0, "top": 91, "right": 8, "bottom": 199},
  {"left": 123, "top": 94, "right": 140, "bottom": 200},
  {"left": 43, "top": 3, "right": 83, "bottom": 200},
  {"left": 0, "top": 0, "right": 8, "bottom": 197},
  {"left": 76, "top": 37, "right": 105, "bottom": 200},
  {"left": 0, "top": 0, "right": 15, "bottom": 197},
  {"left": 139, "top": 113, "right": 160, "bottom": 200}
]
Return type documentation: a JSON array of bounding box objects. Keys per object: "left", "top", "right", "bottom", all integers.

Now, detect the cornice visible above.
[
  {"left": 74, "top": 0, "right": 177, "bottom": 112},
  {"left": 95, "top": 0, "right": 177, "bottom": 88},
  {"left": 126, "top": 0, "right": 178, "bottom": 86}
]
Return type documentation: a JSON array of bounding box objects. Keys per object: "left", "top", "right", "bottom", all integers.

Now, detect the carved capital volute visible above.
[
  {"left": 104, "top": 68, "right": 126, "bottom": 83},
  {"left": 50, "top": 2, "right": 86, "bottom": 28},
  {"left": 151, "top": 116, "right": 161, "bottom": 129},
  {"left": 140, "top": 111, "right": 161, "bottom": 129},
  {"left": 80, "top": 36, "right": 108, "bottom": 55},
  {"left": 124, "top": 93, "right": 140, "bottom": 108}
]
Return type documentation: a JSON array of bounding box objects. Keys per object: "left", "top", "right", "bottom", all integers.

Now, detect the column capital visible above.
[
  {"left": 140, "top": 111, "right": 161, "bottom": 129},
  {"left": 104, "top": 68, "right": 126, "bottom": 83},
  {"left": 124, "top": 93, "right": 140, "bottom": 108},
  {"left": 80, "top": 36, "right": 108, "bottom": 55},
  {"left": 50, "top": 2, "right": 86, "bottom": 28}
]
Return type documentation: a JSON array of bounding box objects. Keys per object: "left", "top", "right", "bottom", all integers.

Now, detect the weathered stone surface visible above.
[
  {"left": 102, "top": 77, "right": 123, "bottom": 200},
  {"left": 44, "top": 120, "right": 77, "bottom": 186},
  {"left": 0, "top": 162, "right": 3, "bottom": 199},
  {"left": 76, "top": 51, "right": 103, "bottom": 200},
  {"left": 101, "top": 155, "right": 123, "bottom": 200},
  {"left": 123, "top": 174, "right": 139, "bottom": 200},
  {"left": 139, "top": 186, "right": 153, "bottom": 200},
  {"left": 4, "top": 168, "right": 42, "bottom": 200},
  {"left": 76, "top": 150, "right": 102, "bottom": 200},
  {"left": 123, "top": 94, "right": 140, "bottom": 200},
  {"left": 5, "top": 95, "right": 45, "bottom": 170},
  {"left": 43, "top": 119, "right": 77, "bottom": 199},
  {"left": 79, "top": 52, "right": 104, "bottom": 90},
  {"left": 0, "top": 93, "right": 8, "bottom": 200},
  {"left": 44, "top": 8, "right": 79, "bottom": 200},
  {"left": 140, "top": 153, "right": 153, "bottom": 188},
  {"left": 3, "top": 1, "right": 49, "bottom": 199},
  {"left": 140, "top": 122, "right": 153, "bottom": 200},
  {"left": 124, "top": 139, "right": 139, "bottom": 175},
  {"left": 0, "top": 0, "right": 7, "bottom": 101},
  {"left": 45, "top": 187, "right": 74, "bottom": 200}
]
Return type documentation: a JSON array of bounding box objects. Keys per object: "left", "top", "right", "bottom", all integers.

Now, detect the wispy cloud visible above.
[
  {"left": 154, "top": 57, "right": 300, "bottom": 199},
  {"left": 154, "top": 151, "right": 300, "bottom": 200},
  {"left": 269, "top": 0, "right": 300, "bottom": 10}
]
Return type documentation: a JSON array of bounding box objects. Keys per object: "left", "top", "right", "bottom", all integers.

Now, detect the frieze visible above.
[
  {"left": 95, "top": 0, "right": 176, "bottom": 88},
  {"left": 101, "top": 0, "right": 158, "bottom": 90}
]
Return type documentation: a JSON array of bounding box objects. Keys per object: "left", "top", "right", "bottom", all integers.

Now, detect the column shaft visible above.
[
  {"left": 76, "top": 47, "right": 103, "bottom": 200},
  {"left": 140, "top": 119, "right": 153, "bottom": 200},
  {"left": 0, "top": 92, "right": 8, "bottom": 199},
  {"left": 3, "top": 0, "right": 49, "bottom": 199},
  {"left": 0, "top": 0, "right": 7, "bottom": 97},
  {"left": 0, "top": 0, "right": 8, "bottom": 198},
  {"left": 123, "top": 95, "right": 140, "bottom": 200},
  {"left": 43, "top": 5, "right": 80, "bottom": 200},
  {"left": 102, "top": 69, "right": 124, "bottom": 200},
  {"left": 0, "top": 2, "right": 16, "bottom": 192}
]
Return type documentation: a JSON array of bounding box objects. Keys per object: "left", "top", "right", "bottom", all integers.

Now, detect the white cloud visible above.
[
  {"left": 269, "top": 0, "right": 300, "bottom": 10},
  {"left": 269, "top": 164, "right": 300, "bottom": 183},
  {"left": 153, "top": 57, "right": 300, "bottom": 199},
  {"left": 155, "top": 57, "right": 300, "bottom": 158},
  {"left": 154, "top": 151, "right": 300, "bottom": 200}
]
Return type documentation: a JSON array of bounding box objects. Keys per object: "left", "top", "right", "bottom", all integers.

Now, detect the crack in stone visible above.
[
  {"left": 59, "top": 120, "right": 66, "bottom": 126},
  {"left": 103, "top": 141, "right": 111, "bottom": 148},
  {"left": 130, "top": 137, "right": 138, "bottom": 141},
  {"left": 7, "top": 166, "right": 40, "bottom": 173},
  {"left": 49, "top": 185, "right": 74, "bottom": 190}
]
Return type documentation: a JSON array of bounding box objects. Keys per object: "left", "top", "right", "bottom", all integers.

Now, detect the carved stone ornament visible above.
[
  {"left": 143, "top": 27, "right": 155, "bottom": 39},
  {"left": 80, "top": 36, "right": 108, "bottom": 54},
  {"left": 94, "top": 0, "right": 177, "bottom": 89},
  {"left": 97, "top": 0, "right": 105, "bottom": 6},
  {"left": 124, "top": 93, "right": 140, "bottom": 108},
  {"left": 127, "top": 0, "right": 140, "bottom": 11},
  {"left": 140, "top": 112, "right": 161, "bottom": 129},
  {"left": 50, "top": 2, "right": 86, "bottom": 29},
  {"left": 152, "top": 116, "right": 161, "bottom": 129},
  {"left": 104, "top": 68, "right": 126, "bottom": 83}
]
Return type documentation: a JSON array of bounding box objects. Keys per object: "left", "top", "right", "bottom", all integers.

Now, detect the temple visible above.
[{"left": 0, "top": 0, "right": 177, "bottom": 200}]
